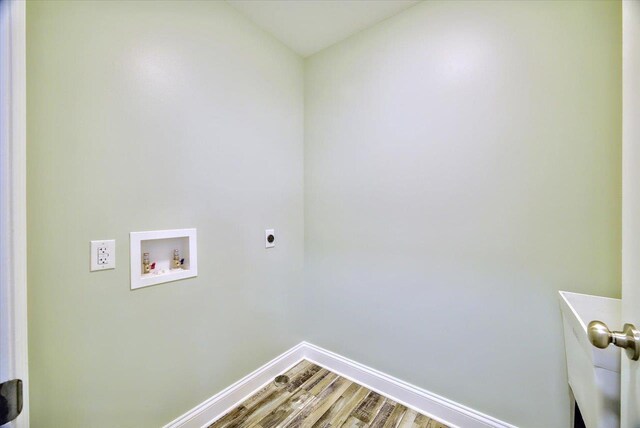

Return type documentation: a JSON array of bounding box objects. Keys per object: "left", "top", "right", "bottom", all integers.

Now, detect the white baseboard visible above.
[
  {"left": 163, "top": 343, "right": 306, "bottom": 428},
  {"left": 301, "top": 342, "right": 516, "bottom": 428},
  {"left": 163, "top": 342, "right": 516, "bottom": 428}
]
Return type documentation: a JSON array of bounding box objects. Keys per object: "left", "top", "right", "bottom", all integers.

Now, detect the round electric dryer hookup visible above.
[{"left": 265, "top": 229, "right": 276, "bottom": 248}]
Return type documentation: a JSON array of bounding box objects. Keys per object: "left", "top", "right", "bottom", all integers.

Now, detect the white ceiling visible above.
[{"left": 226, "top": 0, "right": 421, "bottom": 57}]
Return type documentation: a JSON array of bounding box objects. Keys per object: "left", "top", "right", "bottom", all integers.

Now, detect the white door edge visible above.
[{"left": 0, "top": 0, "right": 29, "bottom": 427}]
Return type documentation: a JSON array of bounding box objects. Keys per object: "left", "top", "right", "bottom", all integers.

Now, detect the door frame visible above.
[{"left": 0, "top": 0, "right": 29, "bottom": 426}]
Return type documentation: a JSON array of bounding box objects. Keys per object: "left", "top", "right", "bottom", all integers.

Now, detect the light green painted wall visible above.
[
  {"left": 303, "top": 1, "right": 621, "bottom": 427},
  {"left": 26, "top": 1, "right": 304, "bottom": 426},
  {"left": 27, "top": 1, "right": 623, "bottom": 427}
]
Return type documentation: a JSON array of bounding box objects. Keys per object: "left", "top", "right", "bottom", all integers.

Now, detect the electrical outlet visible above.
[
  {"left": 265, "top": 229, "right": 275, "bottom": 249},
  {"left": 97, "top": 245, "right": 109, "bottom": 265},
  {"left": 91, "top": 240, "right": 115, "bottom": 271}
]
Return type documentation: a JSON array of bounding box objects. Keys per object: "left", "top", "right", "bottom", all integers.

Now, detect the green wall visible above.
[
  {"left": 27, "top": 0, "right": 623, "bottom": 427},
  {"left": 26, "top": 1, "right": 304, "bottom": 426},
  {"left": 303, "top": 1, "right": 622, "bottom": 426}
]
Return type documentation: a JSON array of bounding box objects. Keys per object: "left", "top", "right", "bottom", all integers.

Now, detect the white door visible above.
[
  {"left": 0, "top": 1, "right": 28, "bottom": 427},
  {"left": 622, "top": 1, "right": 640, "bottom": 427}
]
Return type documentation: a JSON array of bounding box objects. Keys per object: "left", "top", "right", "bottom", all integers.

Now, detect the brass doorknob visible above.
[{"left": 588, "top": 320, "right": 640, "bottom": 361}]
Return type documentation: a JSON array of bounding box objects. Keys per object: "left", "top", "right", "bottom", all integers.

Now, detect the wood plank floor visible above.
[{"left": 208, "top": 360, "right": 449, "bottom": 428}]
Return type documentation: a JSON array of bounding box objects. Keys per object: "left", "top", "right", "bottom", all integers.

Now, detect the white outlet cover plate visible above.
[
  {"left": 265, "top": 229, "right": 275, "bottom": 248},
  {"left": 90, "top": 239, "right": 115, "bottom": 271}
]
